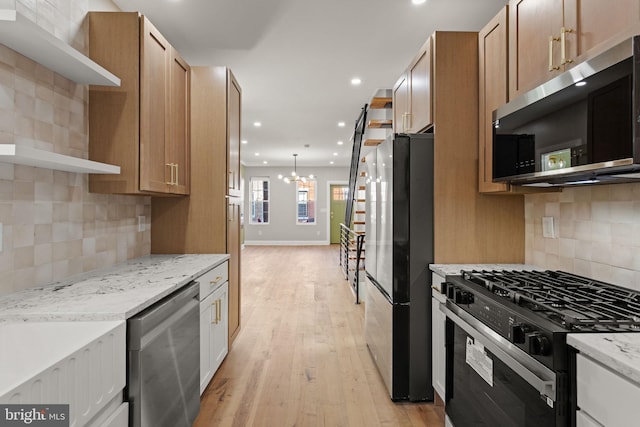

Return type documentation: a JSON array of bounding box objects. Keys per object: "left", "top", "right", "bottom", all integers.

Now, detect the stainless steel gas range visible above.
[{"left": 441, "top": 270, "right": 640, "bottom": 427}]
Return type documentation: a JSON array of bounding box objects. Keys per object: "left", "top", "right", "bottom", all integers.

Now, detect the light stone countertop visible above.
[
  {"left": 430, "top": 264, "right": 541, "bottom": 278},
  {"left": 568, "top": 333, "right": 640, "bottom": 385},
  {"left": 0, "top": 254, "right": 229, "bottom": 321}
]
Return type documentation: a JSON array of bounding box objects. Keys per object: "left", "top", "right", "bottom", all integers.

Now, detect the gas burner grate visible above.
[{"left": 460, "top": 270, "right": 640, "bottom": 330}]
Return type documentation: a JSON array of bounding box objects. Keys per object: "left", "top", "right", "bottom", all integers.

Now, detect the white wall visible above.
[
  {"left": 243, "top": 166, "right": 349, "bottom": 245},
  {"left": 88, "top": 0, "right": 120, "bottom": 11},
  {"left": 525, "top": 182, "right": 640, "bottom": 290}
]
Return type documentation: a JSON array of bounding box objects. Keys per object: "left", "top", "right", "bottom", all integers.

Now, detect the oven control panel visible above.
[{"left": 445, "top": 282, "right": 556, "bottom": 365}]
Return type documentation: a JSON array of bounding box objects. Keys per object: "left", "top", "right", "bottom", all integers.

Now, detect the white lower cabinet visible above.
[
  {"left": 1, "top": 321, "right": 126, "bottom": 427},
  {"left": 87, "top": 400, "right": 128, "bottom": 427},
  {"left": 576, "top": 353, "right": 640, "bottom": 426},
  {"left": 431, "top": 272, "right": 447, "bottom": 401},
  {"left": 199, "top": 261, "right": 229, "bottom": 395}
]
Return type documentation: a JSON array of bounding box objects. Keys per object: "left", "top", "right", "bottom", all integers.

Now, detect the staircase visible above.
[{"left": 340, "top": 89, "right": 393, "bottom": 304}]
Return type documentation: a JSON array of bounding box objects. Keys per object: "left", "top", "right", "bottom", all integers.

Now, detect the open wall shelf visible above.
[
  {"left": 0, "top": 144, "right": 120, "bottom": 174},
  {"left": 0, "top": 8, "right": 120, "bottom": 86}
]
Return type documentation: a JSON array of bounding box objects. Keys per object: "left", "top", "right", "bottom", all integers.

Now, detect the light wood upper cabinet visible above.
[
  {"left": 88, "top": 12, "right": 190, "bottom": 195},
  {"left": 169, "top": 49, "right": 191, "bottom": 195},
  {"left": 393, "top": 37, "right": 432, "bottom": 133},
  {"left": 563, "top": 0, "right": 640, "bottom": 67},
  {"left": 479, "top": 6, "right": 510, "bottom": 193},
  {"left": 392, "top": 74, "right": 409, "bottom": 133},
  {"left": 509, "top": 0, "right": 640, "bottom": 100},
  {"left": 508, "top": 0, "right": 564, "bottom": 99},
  {"left": 409, "top": 38, "right": 432, "bottom": 133},
  {"left": 227, "top": 74, "right": 242, "bottom": 198}
]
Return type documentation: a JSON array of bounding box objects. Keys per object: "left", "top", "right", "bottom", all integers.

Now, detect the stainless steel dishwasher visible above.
[{"left": 127, "top": 281, "right": 200, "bottom": 427}]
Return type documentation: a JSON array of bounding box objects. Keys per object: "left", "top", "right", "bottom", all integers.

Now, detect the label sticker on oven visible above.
[{"left": 465, "top": 336, "right": 494, "bottom": 387}]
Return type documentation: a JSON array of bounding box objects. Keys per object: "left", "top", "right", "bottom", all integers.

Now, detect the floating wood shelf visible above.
[
  {"left": 0, "top": 8, "right": 120, "bottom": 86},
  {"left": 370, "top": 97, "right": 392, "bottom": 109},
  {"left": 367, "top": 120, "right": 392, "bottom": 128},
  {"left": 0, "top": 144, "right": 120, "bottom": 174},
  {"left": 364, "top": 139, "right": 384, "bottom": 146}
]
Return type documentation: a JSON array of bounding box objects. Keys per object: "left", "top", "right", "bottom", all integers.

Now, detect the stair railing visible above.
[
  {"left": 339, "top": 223, "right": 365, "bottom": 304},
  {"left": 344, "top": 104, "right": 368, "bottom": 228}
]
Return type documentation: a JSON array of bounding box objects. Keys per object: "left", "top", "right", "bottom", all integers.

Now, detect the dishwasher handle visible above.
[{"left": 128, "top": 281, "right": 199, "bottom": 349}]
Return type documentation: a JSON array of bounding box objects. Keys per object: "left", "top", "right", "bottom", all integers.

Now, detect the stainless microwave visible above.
[{"left": 492, "top": 35, "right": 640, "bottom": 187}]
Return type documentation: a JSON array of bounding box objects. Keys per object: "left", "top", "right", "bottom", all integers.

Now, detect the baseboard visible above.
[{"left": 244, "top": 240, "right": 330, "bottom": 246}]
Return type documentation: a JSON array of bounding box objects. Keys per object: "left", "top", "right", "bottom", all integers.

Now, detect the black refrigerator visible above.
[{"left": 364, "top": 133, "right": 434, "bottom": 401}]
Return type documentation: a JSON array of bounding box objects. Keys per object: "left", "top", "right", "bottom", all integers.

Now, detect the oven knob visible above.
[
  {"left": 446, "top": 285, "right": 456, "bottom": 300},
  {"left": 510, "top": 323, "right": 530, "bottom": 344},
  {"left": 454, "top": 289, "right": 474, "bottom": 305},
  {"left": 527, "top": 333, "right": 551, "bottom": 356}
]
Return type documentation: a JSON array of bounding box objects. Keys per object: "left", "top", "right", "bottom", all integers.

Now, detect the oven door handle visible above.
[{"left": 444, "top": 302, "right": 557, "bottom": 402}]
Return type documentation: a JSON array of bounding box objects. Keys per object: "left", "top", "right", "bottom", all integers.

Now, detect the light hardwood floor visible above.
[{"left": 194, "top": 245, "right": 445, "bottom": 427}]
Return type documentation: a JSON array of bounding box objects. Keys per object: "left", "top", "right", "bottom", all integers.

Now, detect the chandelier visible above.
[{"left": 278, "top": 154, "right": 314, "bottom": 183}]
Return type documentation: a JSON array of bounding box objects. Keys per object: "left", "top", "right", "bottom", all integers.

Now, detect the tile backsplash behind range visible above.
[
  {"left": 525, "top": 183, "right": 640, "bottom": 291},
  {"left": 0, "top": 0, "right": 150, "bottom": 296}
]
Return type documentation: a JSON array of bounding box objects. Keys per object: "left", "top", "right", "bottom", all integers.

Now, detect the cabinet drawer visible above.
[
  {"left": 198, "top": 261, "right": 228, "bottom": 300},
  {"left": 576, "top": 353, "right": 640, "bottom": 426}
]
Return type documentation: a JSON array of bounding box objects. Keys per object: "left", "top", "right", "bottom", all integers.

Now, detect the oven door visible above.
[{"left": 444, "top": 304, "right": 565, "bottom": 427}]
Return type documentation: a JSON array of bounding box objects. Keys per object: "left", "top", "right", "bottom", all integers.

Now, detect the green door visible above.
[{"left": 330, "top": 185, "right": 348, "bottom": 244}]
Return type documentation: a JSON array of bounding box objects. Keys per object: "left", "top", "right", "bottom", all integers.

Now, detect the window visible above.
[
  {"left": 296, "top": 180, "right": 316, "bottom": 224},
  {"left": 250, "top": 177, "right": 269, "bottom": 224},
  {"left": 332, "top": 186, "right": 349, "bottom": 201}
]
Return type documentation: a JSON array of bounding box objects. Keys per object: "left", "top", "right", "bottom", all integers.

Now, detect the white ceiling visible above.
[{"left": 111, "top": 0, "right": 507, "bottom": 168}]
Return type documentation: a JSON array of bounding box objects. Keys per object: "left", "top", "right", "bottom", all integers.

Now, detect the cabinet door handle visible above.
[
  {"left": 548, "top": 35, "right": 560, "bottom": 71},
  {"left": 166, "top": 163, "right": 173, "bottom": 185},
  {"left": 210, "top": 276, "right": 223, "bottom": 285},
  {"left": 215, "top": 299, "right": 221, "bottom": 323},
  {"left": 401, "top": 113, "right": 408, "bottom": 133},
  {"left": 174, "top": 164, "right": 179, "bottom": 186},
  {"left": 560, "top": 27, "right": 574, "bottom": 65},
  {"left": 211, "top": 300, "right": 218, "bottom": 324},
  {"left": 228, "top": 171, "right": 235, "bottom": 190}
]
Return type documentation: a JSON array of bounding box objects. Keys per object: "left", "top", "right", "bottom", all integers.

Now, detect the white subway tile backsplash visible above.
[
  {"left": 526, "top": 183, "right": 640, "bottom": 290},
  {"left": 591, "top": 222, "right": 611, "bottom": 244},
  {"left": 574, "top": 240, "right": 591, "bottom": 261},
  {"left": 610, "top": 201, "right": 635, "bottom": 223},
  {"left": 12, "top": 224, "right": 34, "bottom": 248},
  {"left": 591, "top": 201, "right": 610, "bottom": 222},
  {"left": 33, "top": 243, "right": 52, "bottom": 264}
]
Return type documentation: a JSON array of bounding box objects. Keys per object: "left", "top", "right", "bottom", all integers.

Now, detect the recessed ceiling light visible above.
[
  {"left": 338, "top": 121, "right": 345, "bottom": 127},
  {"left": 241, "top": 140, "right": 248, "bottom": 144},
  {"left": 412, "top": 0, "right": 427, "bottom": 4},
  {"left": 263, "top": 160, "right": 268, "bottom": 164},
  {"left": 254, "top": 152, "right": 260, "bottom": 156},
  {"left": 333, "top": 152, "right": 338, "bottom": 156},
  {"left": 575, "top": 81, "right": 587, "bottom": 87},
  {"left": 330, "top": 161, "right": 335, "bottom": 165},
  {"left": 337, "top": 140, "right": 344, "bottom": 145},
  {"left": 253, "top": 122, "right": 262, "bottom": 127},
  {"left": 351, "top": 77, "right": 361, "bottom": 85}
]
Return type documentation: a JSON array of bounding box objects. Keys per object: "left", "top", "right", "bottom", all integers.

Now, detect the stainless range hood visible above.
[{"left": 492, "top": 35, "right": 640, "bottom": 187}]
